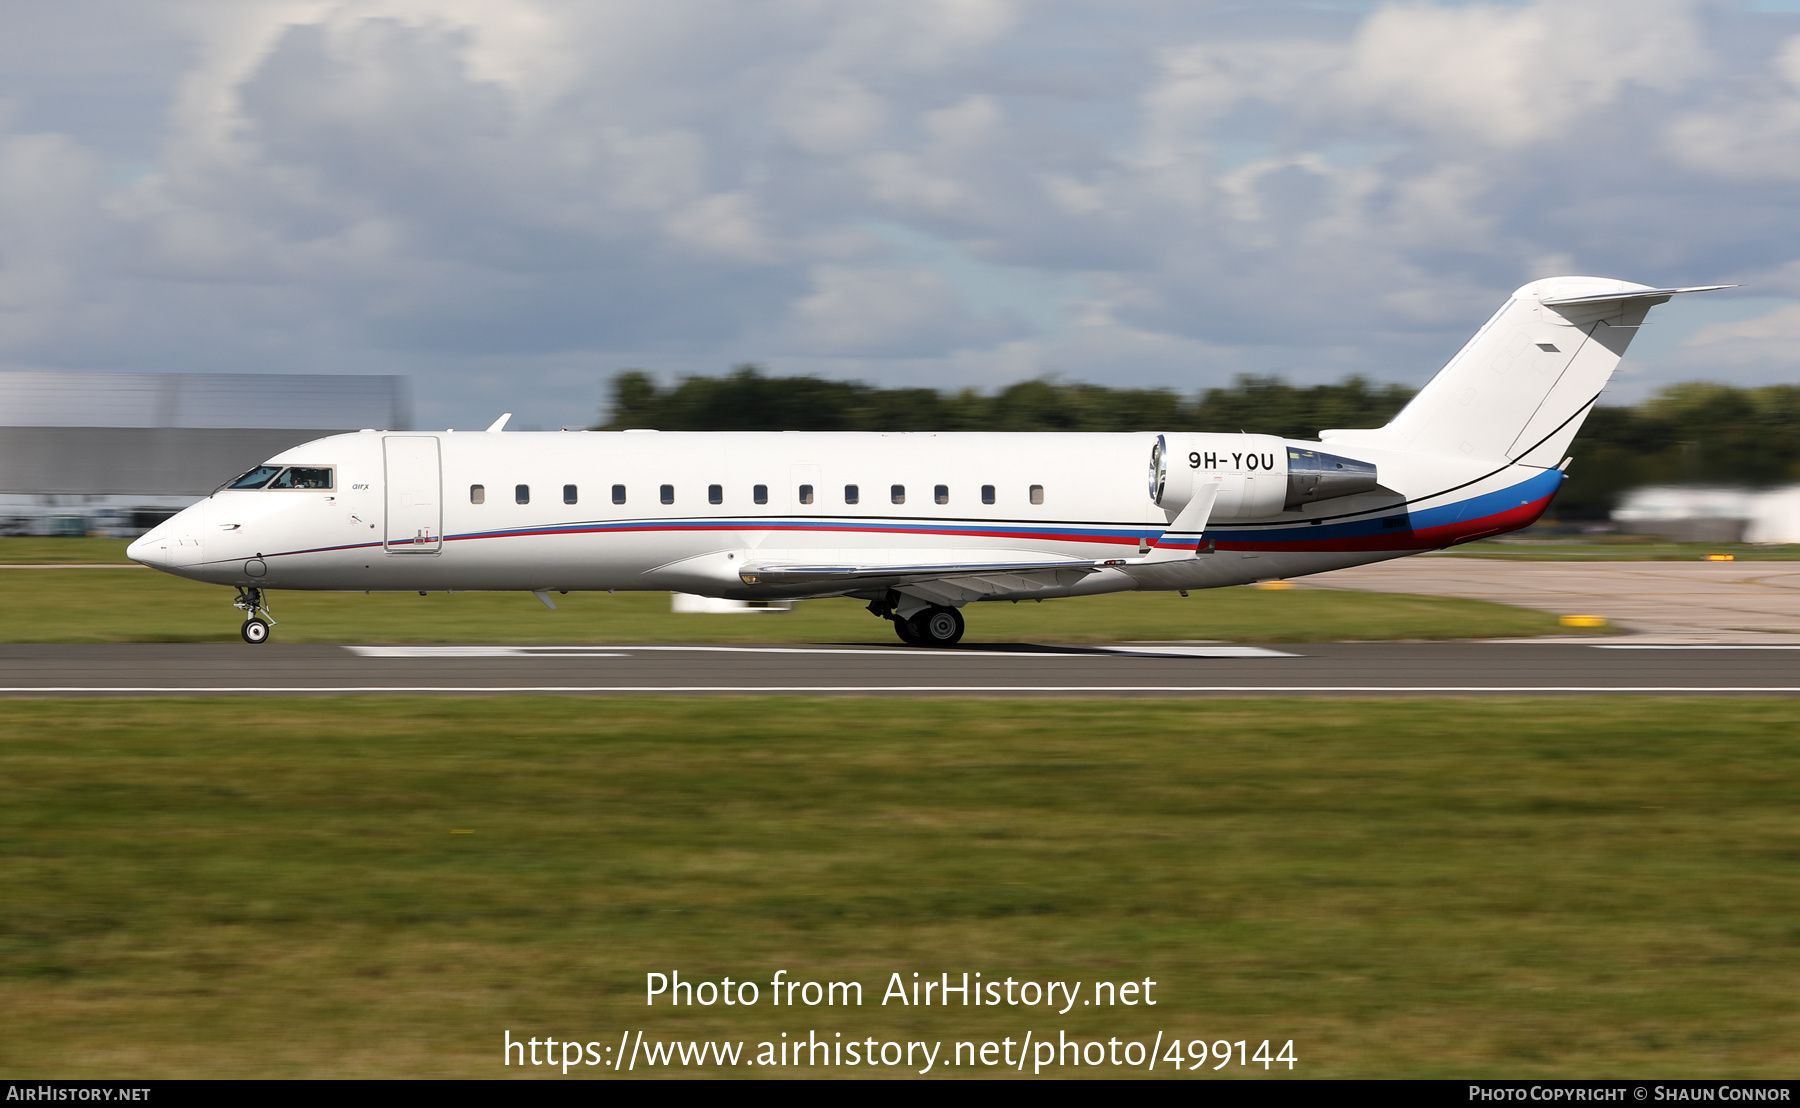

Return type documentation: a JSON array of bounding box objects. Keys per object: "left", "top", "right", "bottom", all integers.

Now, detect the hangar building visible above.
[{"left": 0, "top": 372, "right": 408, "bottom": 536}]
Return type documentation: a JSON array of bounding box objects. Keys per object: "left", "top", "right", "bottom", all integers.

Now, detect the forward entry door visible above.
[{"left": 384, "top": 436, "right": 442, "bottom": 554}]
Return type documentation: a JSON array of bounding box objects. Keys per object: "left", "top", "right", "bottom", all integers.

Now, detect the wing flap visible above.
[{"left": 738, "top": 556, "right": 1123, "bottom": 588}]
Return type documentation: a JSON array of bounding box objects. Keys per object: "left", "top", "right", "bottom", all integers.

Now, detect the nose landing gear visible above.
[{"left": 233, "top": 586, "right": 277, "bottom": 645}]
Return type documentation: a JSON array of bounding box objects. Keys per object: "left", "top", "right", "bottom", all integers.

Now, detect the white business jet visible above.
[{"left": 129, "top": 277, "right": 1727, "bottom": 645}]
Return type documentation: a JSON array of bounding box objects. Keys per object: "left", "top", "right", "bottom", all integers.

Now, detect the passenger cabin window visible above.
[
  {"left": 1029, "top": 484, "right": 1044, "bottom": 505},
  {"left": 708, "top": 484, "right": 722, "bottom": 505},
  {"left": 563, "top": 484, "right": 578, "bottom": 505},
  {"left": 891, "top": 485, "right": 905, "bottom": 505},
  {"left": 516, "top": 484, "right": 530, "bottom": 505},
  {"left": 844, "top": 484, "right": 859, "bottom": 505},
  {"left": 227, "top": 465, "right": 283, "bottom": 490},
  {"left": 934, "top": 484, "right": 948, "bottom": 505},
  {"left": 981, "top": 484, "right": 995, "bottom": 505},
  {"left": 612, "top": 484, "right": 626, "bottom": 505},
  {"left": 753, "top": 484, "right": 768, "bottom": 505},
  {"left": 265, "top": 466, "right": 333, "bottom": 490},
  {"left": 660, "top": 484, "right": 674, "bottom": 505},
  {"left": 470, "top": 484, "right": 485, "bottom": 505},
  {"left": 798, "top": 484, "right": 814, "bottom": 505}
]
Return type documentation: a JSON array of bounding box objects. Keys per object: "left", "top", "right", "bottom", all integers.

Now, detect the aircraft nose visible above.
[{"left": 125, "top": 534, "right": 166, "bottom": 567}]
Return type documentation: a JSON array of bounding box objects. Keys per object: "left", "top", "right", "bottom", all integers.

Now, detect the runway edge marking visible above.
[{"left": 2, "top": 685, "right": 1800, "bottom": 694}]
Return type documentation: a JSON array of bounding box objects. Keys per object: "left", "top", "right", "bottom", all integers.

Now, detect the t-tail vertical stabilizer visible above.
[{"left": 1322, "top": 277, "right": 1732, "bottom": 468}]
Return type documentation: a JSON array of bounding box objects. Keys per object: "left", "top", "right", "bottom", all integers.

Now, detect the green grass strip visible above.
[
  {"left": 0, "top": 567, "right": 1584, "bottom": 646},
  {"left": 0, "top": 696, "right": 1794, "bottom": 1077}
]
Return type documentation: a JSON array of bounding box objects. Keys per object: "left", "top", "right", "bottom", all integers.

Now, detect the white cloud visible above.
[
  {"left": 0, "top": 131, "right": 101, "bottom": 349},
  {"left": 664, "top": 192, "right": 770, "bottom": 260},
  {"left": 859, "top": 151, "right": 966, "bottom": 212},
  {"left": 0, "top": 0, "right": 1792, "bottom": 430},
  {"left": 1667, "top": 35, "right": 1800, "bottom": 180},
  {"left": 770, "top": 263, "right": 1025, "bottom": 357},
  {"left": 776, "top": 76, "right": 890, "bottom": 155},
  {"left": 1340, "top": 0, "right": 1704, "bottom": 147},
  {"left": 1663, "top": 302, "right": 1800, "bottom": 382}
]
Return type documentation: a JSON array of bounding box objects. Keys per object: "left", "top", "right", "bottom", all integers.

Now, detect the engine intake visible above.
[{"left": 1284, "top": 448, "right": 1378, "bottom": 509}]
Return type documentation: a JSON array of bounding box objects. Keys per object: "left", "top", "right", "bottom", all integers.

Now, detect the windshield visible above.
[
  {"left": 268, "top": 467, "right": 333, "bottom": 490},
  {"left": 227, "top": 465, "right": 283, "bottom": 490}
]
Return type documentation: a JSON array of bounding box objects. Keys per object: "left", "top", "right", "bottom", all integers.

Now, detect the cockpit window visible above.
[
  {"left": 267, "top": 467, "right": 334, "bottom": 490},
  {"left": 227, "top": 465, "right": 283, "bottom": 490}
]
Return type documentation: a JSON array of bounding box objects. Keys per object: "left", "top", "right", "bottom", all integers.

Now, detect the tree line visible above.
[{"left": 599, "top": 367, "right": 1800, "bottom": 518}]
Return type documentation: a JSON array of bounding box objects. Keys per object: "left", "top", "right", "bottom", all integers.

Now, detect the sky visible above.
[{"left": 3, "top": 0, "right": 1800, "bottom": 430}]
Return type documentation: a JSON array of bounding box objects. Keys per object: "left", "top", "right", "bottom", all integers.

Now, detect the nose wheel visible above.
[{"left": 233, "top": 586, "right": 277, "bottom": 645}]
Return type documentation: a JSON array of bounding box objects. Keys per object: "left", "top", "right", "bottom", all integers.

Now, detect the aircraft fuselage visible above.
[{"left": 128, "top": 427, "right": 1550, "bottom": 600}]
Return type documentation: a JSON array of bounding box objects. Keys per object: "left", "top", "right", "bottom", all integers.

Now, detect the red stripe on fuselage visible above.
[
  {"left": 263, "top": 492, "right": 1555, "bottom": 563},
  {"left": 444, "top": 521, "right": 1149, "bottom": 546},
  {"left": 1217, "top": 492, "right": 1555, "bottom": 554}
]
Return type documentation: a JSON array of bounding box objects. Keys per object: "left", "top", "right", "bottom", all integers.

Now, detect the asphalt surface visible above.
[
  {"left": 1306, "top": 557, "right": 1800, "bottom": 643},
  {"left": 4, "top": 641, "right": 1799, "bottom": 696}
]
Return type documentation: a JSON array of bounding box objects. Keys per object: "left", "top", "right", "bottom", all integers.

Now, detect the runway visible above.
[{"left": 3, "top": 640, "right": 1798, "bottom": 696}]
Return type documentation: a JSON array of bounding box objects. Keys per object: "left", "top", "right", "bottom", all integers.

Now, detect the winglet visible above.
[
  {"left": 1141, "top": 478, "right": 1222, "bottom": 562},
  {"left": 486, "top": 413, "right": 512, "bottom": 433}
]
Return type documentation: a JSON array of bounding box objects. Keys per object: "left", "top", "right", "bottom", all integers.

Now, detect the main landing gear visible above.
[
  {"left": 869, "top": 596, "right": 965, "bottom": 647},
  {"left": 233, "top": 586, "right": 277, "bottom": 645}
]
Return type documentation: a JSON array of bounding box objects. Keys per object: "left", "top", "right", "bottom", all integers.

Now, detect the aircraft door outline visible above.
[
  {"left": 384, "top": 436, "right": 443, "bottom": 554},
  {"left": 790, "top": 463, "right": 821, "bottom": 511}
]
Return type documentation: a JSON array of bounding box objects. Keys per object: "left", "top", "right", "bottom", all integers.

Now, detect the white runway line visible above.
[
  {"left": 343, "top": 644, "right": 1297, "bottom": 660},
  {"left": 1591, "top": 644, "right": 1800, "bottom": 650},
  {"left": 1102, "top": 645, "right": 1292, "bottom": 658},
  {"left": 1, "top": 685, "right": 1798, "bottom": 694},
  {"left": 345, "top": 646, "right": 630, "bottom": 658}
]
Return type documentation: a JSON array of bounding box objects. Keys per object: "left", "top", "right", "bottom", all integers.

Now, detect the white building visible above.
[
  {"left": 0, "top": 372, "right": 407, "bottom": 536},
  {"left": 1612, "top": 484, "right": 1800, "bottom": 544}
]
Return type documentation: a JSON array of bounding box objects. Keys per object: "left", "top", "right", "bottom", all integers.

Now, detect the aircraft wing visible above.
[{"left": 737, "top": 555, "right": 1126, "bottom": 606}]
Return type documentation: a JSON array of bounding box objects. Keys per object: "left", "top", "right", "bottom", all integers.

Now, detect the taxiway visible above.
[{"left": 3, "top": 641, "right": 1797, "bottom": 696}]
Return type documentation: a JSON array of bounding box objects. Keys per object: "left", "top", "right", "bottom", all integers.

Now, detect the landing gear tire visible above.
[
  {"left": 894, "top": 615, "right": 924, "bottom": 645},
  {"left": 911, "top": 606, "right": 965, "bottom": 647},
  {"left": 233, "top": 586, "right": 276, "bottom": 644}
]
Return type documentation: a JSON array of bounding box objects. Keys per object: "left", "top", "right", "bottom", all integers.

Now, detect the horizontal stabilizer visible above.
[
  {"left": 1376, "top": 276, "right": 1735, "bottom": 467},
  {"left": 1540, "top": 284, "right": 1736, "bottom": 307}
]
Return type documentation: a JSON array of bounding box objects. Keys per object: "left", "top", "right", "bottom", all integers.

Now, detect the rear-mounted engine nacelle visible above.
[
  {"left": 1283, "top": 447, "right": 1379, "bottom": 509},
  {"left": 1150, "top": 433, "right": 1290, "bottom": 520}
]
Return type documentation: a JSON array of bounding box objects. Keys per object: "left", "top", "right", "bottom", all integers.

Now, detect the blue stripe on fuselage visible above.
[{"left": 1207, "top": 467, "right": 1563, "bottom": 545}]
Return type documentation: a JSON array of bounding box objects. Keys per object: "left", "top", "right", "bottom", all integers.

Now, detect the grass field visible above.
[
  {"left": 0, "top": 539, "right": 1588, "bottom": 643},
  {"left": 1, "top": 696, "right": 1795, "bottom": 1078},
  {"left": 0, "top": 538, "right": 139, "bottom": 564}
]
